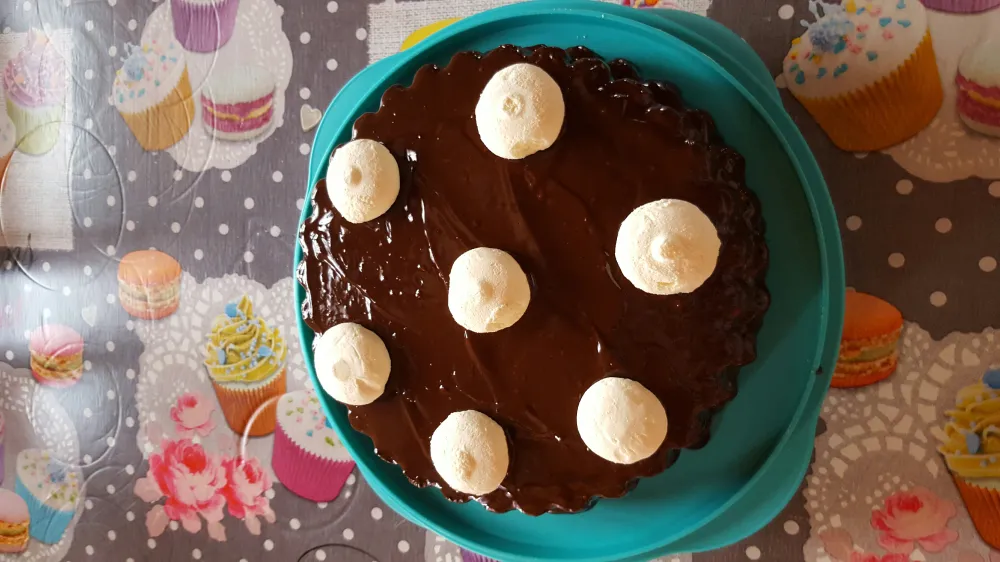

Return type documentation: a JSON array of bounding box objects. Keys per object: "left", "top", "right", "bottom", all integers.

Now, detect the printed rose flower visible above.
[
  {"left": 134, "top": 438, "right": 228, "bottom": 538},
  {"left": 221, "top": 456, "right": 276, "bottom": 535},
  {"left": 870, "top": 487, "right": 959, "bottom": 554},
  {"left": 849, "top": 553, "right": 909, "bottom": 562},
  {"left": 170, "top": 392, "right": 216, "bottom": 438}
]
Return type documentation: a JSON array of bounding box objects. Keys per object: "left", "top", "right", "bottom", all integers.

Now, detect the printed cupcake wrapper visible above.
[
  {"left": 211, "top": 367, "right": 286, "bottom": 436},
  {"left": 5, "top": 98, "right": 62, "bottom": 156},
  {"left": 118, "top": 66, "right": 195, "bottom": 152},
  {"left": 15, "top": 477, "right": 73, "bottom": 545},
  {"left": 920, "top": 0, "right": 1000, "bottom": 12},
  {"left": 459, "top": 549, "right": 495, "bottom": 562},
  {"left": 953, "top": 475, "right": 1000, "bottom": 549},
  {"left": 272, "top": 421, "right": 355, "bottom": 502},
  {"left": 0, "top": 150, "right": 11, "bottom": 189},
  {"left": 170, "top": 0, "right": 240, "bottom": 53},
  {"left": 794, "top": 32, "right": 943, "bottom": 152}
]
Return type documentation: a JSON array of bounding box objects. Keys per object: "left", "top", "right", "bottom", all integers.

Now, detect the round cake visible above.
[{"left": 298, "top": 45, "right": 770, "bottom": 515}]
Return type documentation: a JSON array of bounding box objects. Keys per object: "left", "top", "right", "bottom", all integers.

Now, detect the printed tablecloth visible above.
[{"left": 0, "top": 0, "right": 998, "bottom": 560}]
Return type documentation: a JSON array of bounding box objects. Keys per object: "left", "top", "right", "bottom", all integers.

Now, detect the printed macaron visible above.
[
  {"left": 201, "top": 66, "right": 276, "bottom": 141},
  {"left": 0, "top": 489, "right": 29, "bottom": 553},
  {"left": 28, "top": 324, "right": 83, "bottom": 388},
  {"left": 957, "top": 37, "right": 1000, "bottom": 138},
  {"left": 834, "top": 290, "right": 903, "bottom": 388},
  {"left": 117, "top": 250, "right": 182, "bottom": 320}
]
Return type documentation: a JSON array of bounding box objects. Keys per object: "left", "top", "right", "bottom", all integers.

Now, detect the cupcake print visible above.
[
  {"left": 920, "top": 0, "right": 1000, "bottom": 12},
  {"left": 117, "top": 250, "right": 182, "bottom": 320},
  {"left": 171, "top": 0, "right": 241, "bottom": 53},
  {"left": 0, "top": 489, "right": 30, "bottom": 553},
  {"left": 939, "top": 370, "right": 1000, "bottom": 549},
  {"left": 204, "top": 296, "right": 288, "bottom": 436},
  {"left": 28, "top": 324, "right": 83, "bottom": 388},
  {"left": 14, "top": 450, "right": 81, "bottom": 544},
  {"left": 834, "top": 291, "right": 903, "bottom": 388},
  {"left": 201, "top": 65, "right": 276, "bottom": 141},
  {"left": 3, "top": 29, "right": 66, "bottom": 156},
  {"left": 0, "top": 108, "right": 14, "bottom": 181},
  {"left": 782, "top": 0, "right": 943, "bottom": 151},
  {"left": 113, "top": 41, "right": 195, "bottom": 151},
  {"left": 272, "top": 390, "right": 355, "bottom": 502},
  {"left": 0, "top": 411, "right": 5, "bottom": 485},
  {"left": 957, "top": 37, "right": 1000, "bottom": 138}
]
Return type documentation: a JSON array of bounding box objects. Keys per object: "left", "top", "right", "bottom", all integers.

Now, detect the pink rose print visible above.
[
  {"left": 870, "top": 487, "right": 959, "bottom": 554},
  {"left": 849, "top": 553, "right": 909, "bottom": 562},
  {"left": 170, "top": 392, "right": 217, "bottom": 438},
  {"left": 134, "top": 438, "right": 229, "bottom": 541},
  {"left": 221, "top": 456, "right": 276, "bottom": 535}
]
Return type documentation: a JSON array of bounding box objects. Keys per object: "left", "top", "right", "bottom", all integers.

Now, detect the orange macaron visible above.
[
  {"left": 834, "top": 290, "right": 904, "bottom": 388},
  {"left": 118, "top": 250, "right": 182, "bottom": 320}
]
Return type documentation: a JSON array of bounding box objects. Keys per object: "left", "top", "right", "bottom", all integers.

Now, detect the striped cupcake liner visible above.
[
  {"left": 118, "top": 67, "right": 195, "bottom": 152},
  {"left": 170, "top": 0, "right": 240, "bottom": 53},
  {"left": 272, "top": 421, "right": 355, "bottom": 502},
  {"left": 15, "top": 477, "right": 73, "bottom": 545},
  {"left": 920, "top": 0, "right": 1000, "bottom": 12},
  {"left": 5, "top": 98, "right": 62, "bottom": 156},
  {"left": 953, "top": 475, "right": 1000, "bottom": 549},
  {"left": 211, "top": 369, "right": 286, "bottom": 436}
]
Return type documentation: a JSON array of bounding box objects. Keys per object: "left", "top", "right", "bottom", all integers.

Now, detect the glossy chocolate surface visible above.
[{"left": 297, "top": 45, "right": 769, "bottom": 515}]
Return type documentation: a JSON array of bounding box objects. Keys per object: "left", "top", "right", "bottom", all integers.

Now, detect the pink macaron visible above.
[{"left": 28, "top": 324, "right": 84, "bottom": 388}]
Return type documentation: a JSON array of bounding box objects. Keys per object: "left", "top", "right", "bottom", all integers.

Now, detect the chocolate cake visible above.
[{"left": 297, "top": 45, "right": 770, "bottom": 515}]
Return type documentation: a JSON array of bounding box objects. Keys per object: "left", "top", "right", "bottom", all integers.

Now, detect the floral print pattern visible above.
[
  {"left": 870, "top": 488, "right": 960, "bottom": 554},
  {"left": 170, "top": 392, "right": 217, "bottom": 438}
]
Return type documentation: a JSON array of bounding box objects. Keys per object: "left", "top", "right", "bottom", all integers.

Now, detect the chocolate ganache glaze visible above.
[{"left": 297, "top": 45, "right": 770, "bottom": 515}]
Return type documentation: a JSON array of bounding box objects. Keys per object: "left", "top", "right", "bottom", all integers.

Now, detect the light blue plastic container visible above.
[{"left": 294, "top": 2, "right": 844, "bottom": 560}]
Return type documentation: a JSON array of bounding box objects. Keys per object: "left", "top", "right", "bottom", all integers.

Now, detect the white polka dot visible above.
[
  {"left": 326, "top": 58, "right": 339, "bottom": 71},
  {"left": 148, "top": 539, "right": 156, "bottom": 549},
  {"left": 194, "top": 249, "right": 204, "bottom": 260},
  {"left": 84, "top": 166, "right": 94, "bottom": 178},
  {"left": 264, "top": 540, "right": 274, "bottom": 551},
  {"left": 297, "top": 198, "right": 305, "bottom": 210},
  {"left": 935, "top": 217, "right": 952, "bottom": 233},
  {"left": 327, "top": 0, "right": 338, "bottom": 12},
  {"left": 107, "top": 245, "right": 117, "bottom": 256},
  {"left": 244, "top": 197, "right": 255, "bottom": 209},
  {"left": 108, "top": 0, "right": 116, "bottom": 5},
  {"left": 783, "top": 520, "right": 800, "bottom": 535},
  {"left": 83, "top": 454, "right": 92, "bottom": 463},
  {"left": 316, "top": 552, "right": 327, "bottom": 561},
  {"left": 126, "top": 417, "right": 135, "bottom": 428},
  {"left": 127, "top": 170, "right": 136, "bottom": 182},
  {"left": 845, "top": 216, "right": 862, "bottom": 231},
  {"left": 86, "top": 545, "right": 94, "bottom": 555},
  {"left": 192, "top": 549, "right": 201, "bottom": 559},
  {"left": 370, "top": 507, "right": 383, "bottom": 520},
  {"left": 106, "top": 294, "right": 115, "bottom": 304},
  {"left": 4, "top": 351, "right": 12, "bottom": 361},
  {"left": 23, "top": 285, "right": 31, "bottom": 293},
  {"left": 108, "top": 145, "right": 116, "bottom": 156},
  {"left": 221, "top": 170, "right": 232, "bottom": 182},
  {"left": 126, "top": 220, "right": 135, "bottom": 231},
  {"left": 272, "top": 171, "right": 283, "bottom": 182},
  {"left": 265, "top": 489, "right": 276, "bottom": 500},
  {"left": 107, "top": 389, "right": 116, "bottom": 400},
  {"left": 290, "top": 518, "right": 301, "bottom": 530},
  {"left": 930, "top": 291, "right": 947, "bottom": 307},
  {"left": 108, "top": 45, "right": 117, "bottom": 57},
  {"left": 128, "top": 19, "right": 137, "bottom": 30},
  {"left": 356, "top": 28, "right": 368, "bottom": 40},
  {"left": 398, "top": 540, "right": 410, "bottom": 553},
  {"left": 244, "top": 251, "right": 254, "bottom": 263},
  {"left": 347, "top": 473, "right": 356, "bottom": 485},
  {"left": 85, "top": 499, "right": 95, "bottom": 510},
  {"left": 42, "top": 261, "right": 51, "bottom": 271},
  {"left": 300, "top": 87, "right": 311, "bottom": 100},
  {"left": 895, "top": 179, "right": 913, "bottom": 195},
  {"left": 171, "top": 222, "right": 181, "bottom": 233},
  {"left": 148, "top": 196, "right": 158, "bottom": 207},
  {"left": 42, "top": 308, "right": 51, "bottom": 319},
  {"left": 173, "top": 170, "right": 183, "bottom": 181},
  {"left": 194, "top": 196, "right": 204, "bottom": 208},
  {"left": 343, "top": 529, "right": 354, "bottom": 540},
  {"left": 125, "top": 464, "right": 135, "bottom": 475},
  {"left": 126, "top": 320, "right": 134, "bottom": 331},
  {"left": 218, "top": 224, "right": 229, "bottom": 235},
  {"left": 84, "top": 68, "right": 94, "bottom": 80},
  {"left": 108, "top": 530, "right": 116, "bottom": 541},
  {"left": 106, "top": 341, "right": 115, "bottom": 352},
  {"left": 63, "top": 286, "right": 71, "bottom": 296},
  {"left": 83, "top": 217, "right": 93, "bottom": 227},
  {"left": 83, "top": 408, "right": 93, "bottom": 418},
  {"left": 126, "top": 368, "right": 135, "bottom": 380},
  {"left": 980, "top": 256, "right": 997, "bottom": 272},
  {"left": 270, "top": 226, "right": 281, "bottom": 237},
  {"left": 170, "top": 521, "right": 179, "bottom": 531},
  {"left": 300, "top": 32, "right": 311, "bottom": 44},
  {"left": 778, "top": 4, "right": 794, "bottom": 19},
  {"left": 63, "top": 0, "right": 70, "bottom": 6},
  {"left": 84, "top": 360, "right": 92, "bottom": 371},
  {"left": 317, "top": 502, "right": 328, "bottom": 509},
  {"left": 107, "top": 195, "right": 116, "bottom": 206},
  {"left": 888, "top": 253, "right": 905, "bottom": 268},
  {"left": 106, "top": 484, "right": 116, "bottom": 494},
  {"left": 299, "top": 143, "right": 311, "bottom": 155},
  {"left": 746, "top": 546, "right": 761, "bottom": 560}
]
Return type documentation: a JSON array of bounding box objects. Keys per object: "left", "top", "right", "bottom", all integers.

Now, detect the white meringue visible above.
[
  {"left": 475, "top": 63, "right": 565, "bottom": 160},
  {"left": 430, "top": 410, "right": 509, "bottom": 495},
  {"left": 314, "top": 323, "right": 391, "bottom": 406},
  {"left": 576, "top": 377, "right": 668, "bottom": 465},
  {"left": 448, "top": 247, "right": 531, "bottom": 333},
  {"left": 615, "top": 199, "right": 721, "bottom": 295},
  {"left": 326, "top": 139, "right": 400, "bottom": 224}
]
